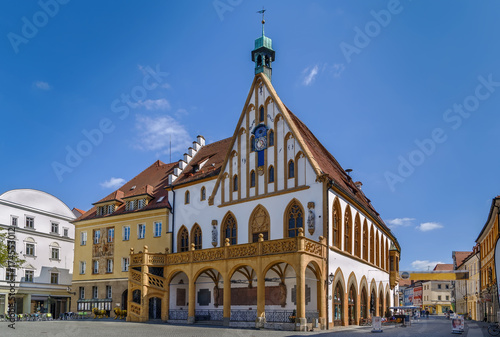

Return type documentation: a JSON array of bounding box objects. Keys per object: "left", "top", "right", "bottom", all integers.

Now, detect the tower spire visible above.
[{"left": 252, "top": 8, "right": 275, "bottom": 81}]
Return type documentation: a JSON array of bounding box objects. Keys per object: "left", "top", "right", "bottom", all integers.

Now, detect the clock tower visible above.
[{"left": 251, "top": 15, "right": 275, "bottom": 81}]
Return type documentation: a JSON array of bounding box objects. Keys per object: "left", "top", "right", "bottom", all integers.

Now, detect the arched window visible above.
[
  {"left": 370, "top": 289, "right": 376, "bottom": 315},
  {"left": 257, "top": 54, "right": 262, "bottom": 67},
  {"left": 386, "top": 292, "right": 390, "bottom": 313},
  {"left": 363, "top": 221, "right": 368, "bottom": 261},
  {"left": 191, "top": 224, "right": 202, "bottom": 250},
  {"left": 333, "top": 282, "right": 343, "bottom": 326},
  {"left": 222, "top": 213, "right": 237, "bottom": 245},
  {"left": 200, "top": 187, "right": 206, "bottom": 201},
  {"left": 379, "top": 291, "right": 384, "bottom": 317},
  {"left": 344, "top": 206, "right": 352, "bottom": 253},
  {"left": 354, "top": 215, "right": 361, "bottom": 258},
  {"left": 249, "top": 204, "right": 270, "bottom": 242},
  {"left": 250, "top": 136, "right": 255, "bottom": 152},
  {"left": 268, "top": 166, "right": 275, "bottom": 183},
  {"left": 259, "top": 106, "right": 264, "bottom": 122},
  {"left": 285, "top": 200, "right": 304, "bottom": 238},
  {"left": 178, "top": 226, "right": 189, "bottom": 252},
  {"left": 268, "top": 130, "right": 274, "bottom": 146},
  {"left": 370, "top": 225, "right": 375, "bottom": 264},
  {"left": 381, "top": 237, "right": 385, "bottom": 270},
  {"left": 386, "top": 239, "right": 390, "bottom": 272},
  {"left": 376, "top": 232, "right": 380, "bottom": 267},
  {"left": 184, "top": 191, "right": 190, "bottom": 204},
  {"left": 333, "top": 199, "right": 341, "bottom": 249},
  {"left": 233, "top": 175, "right": 238, "bottom": 192},
  {"left": 360, "top": 288, "right": 368, "bottom": 320},
  {"left": 250, "top": 170, "right": 256, "bottom": 187},
  {"left": 348, "top": 284, "right": 356, "bottom": 325},
  {"left": 288, "top": 160, "right": 295, "bottom": 179}
]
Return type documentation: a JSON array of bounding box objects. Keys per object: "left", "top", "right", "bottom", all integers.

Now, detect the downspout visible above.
[
  {"left": 325, "top": 181, "right": 330, "bottom": 330},
  {"left": 170, "top": 186, "right": 175, "bottom": 253}
]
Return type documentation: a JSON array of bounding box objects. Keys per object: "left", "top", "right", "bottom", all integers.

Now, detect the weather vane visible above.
[{"left": 257, "top": 7, "right": 266, "bottom": 35}]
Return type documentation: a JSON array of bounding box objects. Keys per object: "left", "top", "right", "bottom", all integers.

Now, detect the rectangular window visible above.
[
  {"left": 6, "top": 269, "right": 15, "bottom": 281},
  {"left": 79, "top": 287, "right": 85, "bottom": 300},
  {"left": 7, "top": 240, "right": 15, "bottom": 253},
  {"left": 446, "top": 295, "right": 449, "bottom": 300},
  {"left": 51, "top": 222, "right": 59, "bottom": 234},
  {"left": 93, "top": 260, "right": 99, "bottom": 274},
  {"left": 138, "top": 199, "right": 145, "bottom": 209},
  {"left": 122, "top": 257, "right": 129, "bottom": 272},
  {"left": 438, "top": 284, "right": 442, "bottom": 289},
  {"left": 106, "top": 285, "right": 112, "bottom": 299},
  {"left": 80, "top": 231, "right": 87, "bottom": 245},
  {"left": 123, "top": 226, "right": 130, "bottom": 241},
  {"left": 94, "top": 230, "right": 100, "bottom": 244},
  {"left": 106, "top": 259, "right": 113, "bottom": 273},
  {"left": 154, "top": 222, "right": 162, "bottom": 237},
  {"left": 63, "top": 228, "right": 69, "bottom": 237},
  {"left": 108, "top": 228, "right": 114, "bottom": 243},
  {"left": 26, "top": 243, "right": 35, "bottom": 256},
  {"left": 92, "top": 286, "right": 98, "bottom": 299},
  {"left": 25, "top": 270, "right": 34, "bottom": 282},
  {"left": 25, "top": 216, "right": 34, "bottom": 228},
  {"left": 438, "top": 295, "right": 442, "bottom": 300},
  {"left": 80, "top": 261, "right": 86, "bottom": 274},
  {"left": 51, "top": 247, "right": 59, "bottom": 260},
  {"left": 138, "top": 224, "right": 145, "bottom": 239},
  {"left": 107, "top": 204, "right": 114, "bottom": 214},
  {"left": 11, "top": 216, "right": 18, "bottom": 227},
  {"left": 445, "top": 284, "right": 449, "bottom": 289},
  {"left": 50, "top": 273, "right": 58, "bottom": 284}
]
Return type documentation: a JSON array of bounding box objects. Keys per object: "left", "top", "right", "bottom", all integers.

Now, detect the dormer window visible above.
[{"left": 193, "top": 164, "right": 200, "bottom": 173}]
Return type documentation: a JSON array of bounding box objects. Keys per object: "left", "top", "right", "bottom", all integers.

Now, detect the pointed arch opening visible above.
[
  {"left": 191, "top": 224, "right": 202, "bottom": 250},
  {"left": 348, "top": 284, "right": 356, "bottom": 325},
  {"left": 233, "top": 175, "right": 238, "bottom": 192},
  {"left": 360, "top": 287, "right": 368, "bottom": 321},
  {"left": 268, "top": 165, "right": 275, "bottom": 183},
  {"left": 250, "top": 170, "right": 256, "bottom": 188},
  {"left": 178, "top": 226, "right": 189, "bottom": 252},
  {"left": 284, "top": 199, "right": 304, "bottom": 238},
  {"left": 249, "top": 204, "right": 270, "bottom": 242},
  {"left": 259, "top": 105, "right": 265, "bottom": 122},
  {"left": 370, "top": 225, "right": 375, "bottom": 264},
  {"left": 344, "top": 206, "right": 352, "bottom": 253},
  {"left": 184, "top": 190, "right": 190, "bottom": 204},
  {"left": 221, "top": 212, "right": 237, "bottom": 246},
  {"left": 381, "top": 236, "right": 385, "bottom": 270},
  {"left": 288, "top": 160, "right": 295, "bottom": 179},
  {"left": 200, "top": 186, "right": 206, "bottom": 201},
  {"left": 332, "top": 198, "right": 341, "bottom": 249},
  {"left": 250, "top": 135, "right": 255, "bottom": 152},
  {"left": 268, "top": 129, "right": 274, "bottom": 147},
  {"left": 362, "top": 220, "right": 368, "bottom": 261},
  {"left": 333, "top": 281, "right": 344, "bottom": 326},
  {"left": 376, "top": 231, "right": 380, "bottom": 267},
  {"left": 354, "top": 214, "right": 361, "bottom": 258}
]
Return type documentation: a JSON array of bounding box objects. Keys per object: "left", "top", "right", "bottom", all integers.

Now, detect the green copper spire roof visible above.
[{"left": 252, "top": 10, "right": 275, "bottom": 81}]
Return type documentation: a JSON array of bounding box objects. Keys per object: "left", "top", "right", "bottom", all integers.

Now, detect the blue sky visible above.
[{"left": 1, "top": 0, "right": 499, "bottom": 271}]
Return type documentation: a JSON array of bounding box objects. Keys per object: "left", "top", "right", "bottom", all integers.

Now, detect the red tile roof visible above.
[
  {"left": 74, "top": 160, "right": 176, "bottom": 222},
  {"left": 399, "top": 279, "right": 412, "bottom": 287},
  {"left": 453, "top": 251, "right": 472, "bottom": 269},
  {"left": 72, "top": 208, "right": 85, "bottom": 215},
  {"left": 433, "top": 263, "right": 453, "bottom": 271},
  {"left": 173, "top": 137, "right": 232, "bottom": 186}
]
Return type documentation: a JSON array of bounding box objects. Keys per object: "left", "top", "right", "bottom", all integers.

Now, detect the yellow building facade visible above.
[{"left": 476, "top": 196, "right": 500, "bottom": 322}]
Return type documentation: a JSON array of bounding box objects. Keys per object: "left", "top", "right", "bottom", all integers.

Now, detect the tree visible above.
[{"left": 0, "top": 229, "right": 25, "bottom": 270}]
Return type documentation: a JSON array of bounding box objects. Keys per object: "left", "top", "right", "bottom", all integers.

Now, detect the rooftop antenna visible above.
[{"left": 345, "top": 169, "right": 353, "bottom": 176}]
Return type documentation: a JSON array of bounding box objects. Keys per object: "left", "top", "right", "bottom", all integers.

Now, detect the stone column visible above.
[
  {"left": 187, "top": 277, "right": 196, "bottom": 324},
  {"left": 295, "top": 255, "right": 307, "bottom": 331},
  {"left": 162, "top": 279, "right": 169, "bottom": 321},
  {"left": 223, "top": 275, "right": 231, "bottom": 326},
  {"left": 317, "top": 278, "right": 326, "bottom": 329},
  {"left": 23, "top": 294, "right": 31, "bottom": 315},
  {"left": 255, "top": 258, "right": 266, "bottom": 328},
  {"left": 141, "top": 246, "right": 149, "bottom": 322}
]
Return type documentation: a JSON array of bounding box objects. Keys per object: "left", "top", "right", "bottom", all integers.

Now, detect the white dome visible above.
[{"left": 0, "top": 189, "right": 75, "bottom": 218}]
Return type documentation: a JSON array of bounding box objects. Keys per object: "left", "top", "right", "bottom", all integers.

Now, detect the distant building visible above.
[
  {"left": 475, "top": 196, "right": 500, "bottom": 322},
  {"left": 421, "top": 264, "right": 453, "bottom": 314},
  {"left": 455, "top": 247, "right": 480, "bottom": 320},
  {"left": 0, "top": 189, "right": 76, "bottom": 318}
]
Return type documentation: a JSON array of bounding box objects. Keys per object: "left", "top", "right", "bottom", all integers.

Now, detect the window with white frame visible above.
[
  {"left": 107, "top": 228, "right": 114, "bottom": 243},
  {"left": 138, "top": 224, "right": 145, "bottom": 239},
  {"left": 51, "top": 247, "right": 60, "bottom": 260},
  {"left": 107, "top": 204, "right": 114, "bottom": 214},
  {"left": 80, "top": 261, "right": 86, "bottom": 274},
  {"left": 25, "top": 216, "right": 34, "bottom": 228},
  {"left": 51, "top": 222, "right": 59, "bottom": 234},
  {"left": 6, "top": 268, "right": 16, "bottom": 281},
  {"left": 25, "top": 270, "right": 34, "bottom": 282},
  {"left": 11, "top": 216, "right": 18, "bottom": 227},
  {"left": 25, "top": 243, "right": 35, "bottom": 256},
  {"left": 79, "top": 287, "right": 85, "bottom": 300},
  {"left": 7, "top": 240, "right": 15, "bottom": 253},
  {"left": 94, "top": 230, "right": 100, "bottom": 244},
  {"left": 123, "top": 226, "right": 130, "bottom": 241},
  {"left": 93, "top": 260, "right": 99, "bottom": 274},
  {"left": 80, "top": 231, "right": 87, "bottom": 245},
  {"left": 154, "top": 222, "right": 162, "bottom": 237},
  {"left": 137, "top": 198, "right": 146, "bottom": 209},
  {"left": 50, "top": 273, "right": 58, "bottom": 284},
  {"left": 106, "top": 259, "right": 113, "bottom": 273},
  {"left": 92, "top": 286, "right": 98, "bottom": 299},
  {"left": 122, "top": 257, "right": 129, "bottom": 272},
  {"left": 106, "top": 285, "right": 112, "bottom": 299},
  {"left": 63, "top": 228, "right": 69, "bottom": 237}
]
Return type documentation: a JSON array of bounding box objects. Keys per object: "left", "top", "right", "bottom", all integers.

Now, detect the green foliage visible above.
[{"left": 0, "top": 228, "right": 26, "bottom": 269}]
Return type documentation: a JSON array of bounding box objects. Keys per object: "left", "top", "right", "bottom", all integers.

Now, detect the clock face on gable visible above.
[{"left": 254, "top": 125, "right": 268, "bottom": 151}]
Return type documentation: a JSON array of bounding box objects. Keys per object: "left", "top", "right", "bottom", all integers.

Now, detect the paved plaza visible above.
[{"left": 0, "top": 316, "right": 492, "bottom": 337}]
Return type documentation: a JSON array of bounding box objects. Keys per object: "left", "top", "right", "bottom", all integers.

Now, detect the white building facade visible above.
[{"left": 0, "top": 189, "right": 75, "bottom": 318}]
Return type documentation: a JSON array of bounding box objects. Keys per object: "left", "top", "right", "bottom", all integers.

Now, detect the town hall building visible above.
[{"left": 72, "top": 20, "right": 401, "bottom": 331}]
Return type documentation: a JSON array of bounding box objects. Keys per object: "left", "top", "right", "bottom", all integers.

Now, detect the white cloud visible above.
[
  {"left": 411, "top": 260, "right": 444, "bottom": 271},
  {"left": 100, "top": 177, "right": 126, "bottom": 189},
  {"left": 302, "top": 65, "right": 319, "bottom": 86},
  {"left": 416, "top": 222, "right": 443, "bottom": 232},
  {"left": 386, "top": 217, "right": 415, "bottom": 229},
  {"left": 34, "top": 81, "right": 51, "bottom": 90},
  {"left": 131, "top": 98, "right": 171, "bottom": 111},
  {"left": 133, "top": 115, "right": 191, "bottom": 156}
]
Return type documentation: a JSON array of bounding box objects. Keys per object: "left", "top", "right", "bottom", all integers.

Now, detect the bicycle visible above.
[{"left": 488, "top": 323, "right": 500, "bottom": 336}]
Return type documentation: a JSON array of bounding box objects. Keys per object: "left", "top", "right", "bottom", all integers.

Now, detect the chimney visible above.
[
  {"left": 197, "top": 135, "right": 206, "bottom": 147},
  {"left": 193, "top": 141, "right": 201, "bottom": 151},
  {"left": 355, "top": 181, "right": 363, "bottom": 189},
  {"left": 188, "top": 147, "right": 197, "bottom": 158},
  {"left": 178, "top": 160, "right": 187, "bottom": 170},
  {"left": 183, "top": 153, "right": 192, "bottom": 163},
  {"left": 168, "top": 174, "right": 178, "bottom": 184}
]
